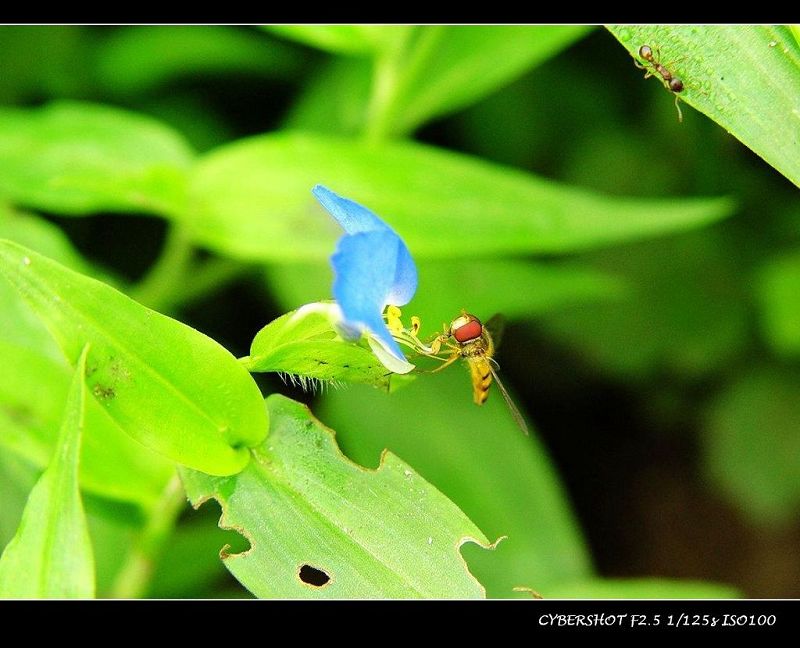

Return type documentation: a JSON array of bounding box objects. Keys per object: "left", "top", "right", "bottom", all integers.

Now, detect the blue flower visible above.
[{"left": 313, "top": 184, "right": 417, "bottom": 374}]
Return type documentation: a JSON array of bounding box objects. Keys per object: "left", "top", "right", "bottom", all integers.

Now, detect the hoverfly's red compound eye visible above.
[{"left": 450, "top": 314, "right": 483, "bottom": 343}]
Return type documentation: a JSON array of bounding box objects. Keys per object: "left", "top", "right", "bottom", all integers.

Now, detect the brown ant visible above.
[{"left": 635, "top": 44, "right": 685, "bottom": 122}]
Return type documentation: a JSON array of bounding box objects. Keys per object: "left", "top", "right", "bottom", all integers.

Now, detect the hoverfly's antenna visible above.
[{"left": 488, "top": 365, "right": 529, "bottom": 436}]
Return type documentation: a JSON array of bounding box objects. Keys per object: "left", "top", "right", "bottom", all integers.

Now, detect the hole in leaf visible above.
[{"left": 298, "top": 564, "right": 331, "bottom": 588}]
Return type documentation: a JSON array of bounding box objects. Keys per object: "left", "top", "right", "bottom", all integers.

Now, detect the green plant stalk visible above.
[
  {"left": 109, "top": 473, "right": 186, "bottom": 598},
  {"left": 364, "top": 26, "right": 447, "bottom": 143},
  {"left": 131, "top": 224, "right": 249, "bottom": 313},
  {"left": 130, "top": 223, "right": 194, "bottom": 311},
  {"left": 170, "top": 257, "right": 249, "bottom": 308}
]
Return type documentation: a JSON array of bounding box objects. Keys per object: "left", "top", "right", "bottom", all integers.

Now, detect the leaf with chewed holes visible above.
[{"left": 180, "top": 394, "right": 494, "bottom": 599}]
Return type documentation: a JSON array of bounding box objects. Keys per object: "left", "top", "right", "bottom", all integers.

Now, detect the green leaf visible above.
[
  {"left": 0, "top": 339, "right": 173, "bottom": 507},
  {"left": 791, "top": 25, "right": 800, "bottom": 49},
  {"left": 0, "top": 452, "right": 39, "bottom": 550},
  {"left": 704, "top": 368, "right": 800, "bottom": 526},
  {"left": 0, "top": 207, "right": 95, "bottom": 276},
  {"left": 543, "top": 577, "right": 739, "bottom": 599},
  {"left": 0, "top": 240, "right": 268, "bottom": 475},
  {"left": 0, "top": 26, "right": 89, "bottom": 103},
  {"left": 180, "top": 394, "right": 493, "bottom": 599},
  {"left": 0, "top": 101, "right": 194, "bottom": 217},
  {"left": 264, "top": 25, "right": 408, "bottom": 55},
  {"left": 0, "top": 205, "right": 119, "bottom": 362},
  {"left": 607, "top": 25, "right": 800, "bottom": 189},
  {"left": 372, "top": 26, "right": 592, "bottom": 136},
  {"left": 147, "top": 514, "right": 248, "bottom": 598},
  {"left": 282, "top": 58, "right": 373, "bottom": 136},
  {"left": 185, "top": 131, "right": 736, "bottom": 261},
  {"left": 264, "top": 259, "right": 626, "bottom": 333},
  {"left": 243, "top": 303, "right": 398, "bottom": 389},
  {"left": 756, "top": 250, "right": 800, "bottom": 358},
  {"left": 538, "top": 232, "right": 749, "bottom": 380},
  {"left": 94, "top": 26, "right": 302, "bottom": 96},
  {"left": 0, "top": 346, "right": 95, "bottom": 598},
  {"left": 315, "top": 370, "right": 592, "bottom": 596}
]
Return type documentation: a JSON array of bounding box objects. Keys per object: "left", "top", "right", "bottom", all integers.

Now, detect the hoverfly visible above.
[{"left": 425, "top": 312, "right": 530, "bottom": 436}]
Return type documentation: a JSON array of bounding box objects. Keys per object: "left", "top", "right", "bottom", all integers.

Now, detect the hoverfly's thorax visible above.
[{"left": 450, "top": 313, "right": 483, "bottom": 344}]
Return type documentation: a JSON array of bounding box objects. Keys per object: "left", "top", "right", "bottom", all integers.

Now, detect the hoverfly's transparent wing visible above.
[
  {"left": 484, "top": 313, "right": 506, "bottom": 350},
  {"left": 488, "top": 365, "right": 529, "bottom": 436}
]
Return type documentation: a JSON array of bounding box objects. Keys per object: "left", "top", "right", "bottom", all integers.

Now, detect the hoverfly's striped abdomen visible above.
[{"left": 469, "top": 359, "right": 493, "bottom": 405}]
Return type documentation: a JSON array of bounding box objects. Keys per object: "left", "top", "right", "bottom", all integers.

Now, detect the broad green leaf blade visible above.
[
  {"left": 0, "top": 209, "right": 122, "bottom": 357},
  {"left": 378, "top": 26, "right": 592, "bottom": 135},
  {"left": 543, "top": 577, "right": 739, "bottom": 599},
  {"left": 704, "top": 368, "right": 800, "bottom": 526},
  {"left": 607, "top": 25, "right": 800, "bottom": 188},
  {"left": 185, "top": 131, "right": 736, "bottom": 261},
  {"left": 264, "top": 25, "right": 409, "bottom": 55},
  {"left": 0, "top": 346, "right": 95, "bottom": 598},
  {"left": 94, "top": 26, "right": 301, "bottom": 96},
  {"left": 0, "top": 240, "right": 268, "bottom": 475},
  {"left": 0, "top": 101, "right": 194, "bottom": 217},
  {"left": 0, "top": 339, "right": 173, "bottom": 508},
  {"left": 756, "top": 251, "right": 800, "bottom": 358},
  {"left": 316, "top": 370, "right": 592, "bottom": 596},
  {"left": 180, "top": 394, "right": 493, "bottom": 599},
  {"left": 244, "top": 303, "right": 397, "bottom": 389},
  {"left": 264, "top": 259, "right": 626, "bottom": 333}
]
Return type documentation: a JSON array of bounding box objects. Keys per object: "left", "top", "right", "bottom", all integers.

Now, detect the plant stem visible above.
[
  {"left": 130, "top": 224, "right": 250, "bottom": 314},
  {"left": 131, "top": 223, "right": 194, "bottom": 312},
  {"left": 109, "top": 473, "right": 186, "bottom": 599},
  {"left": 168, "top": 258, "right": 250, "bottom": 309},
  {"left": 364, "top": 26, "right": 447, "bottom": 143}
]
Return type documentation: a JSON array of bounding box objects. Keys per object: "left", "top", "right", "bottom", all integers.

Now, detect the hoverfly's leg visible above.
[
  {"left": 430, "top": 351, "right": 461, "bottom": 373},
  {"left": 428, "top": 334, "right": 446, "bottom": 356}
]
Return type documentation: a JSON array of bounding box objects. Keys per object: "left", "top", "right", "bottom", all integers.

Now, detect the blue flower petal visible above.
[
  {"left": 313, "top": 184, "right": 418, "bottom": 367},
  {"left": 313, "top": 185, "right": 389, "bottom": 235},
  {"left": 387, "top": 238, "right": 417, "bottom": 306},
  {"left": 331, "top": 230, "right": 406, "bottom": 361}
]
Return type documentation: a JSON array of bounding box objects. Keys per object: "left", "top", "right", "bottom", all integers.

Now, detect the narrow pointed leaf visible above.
[
  {"left": 180, "top": 395, "right": 493, "bottom": 599},
  {"left": 607, "top": 25, "right": 800, "bottom": 188},
  {"left": 184, "top": 131, "right": 735, "bottom": 261},
  {"left": 264, "top": 25, "right": 408, "bottom": 55},
  {"left": 0, "top": 339, "right": 173, "bottom": 507},
  {"left": 0, "top": 346, "right": 95, "bottom": 598},
  {"left": 383, "top": 26, "right": 593, "bottom": 135},
  {"left": 0, "top": 240, "right": 268, "bottom": 475}
]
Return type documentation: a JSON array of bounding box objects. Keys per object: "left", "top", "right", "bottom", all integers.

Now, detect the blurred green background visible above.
[{"left": 0, "top": 25, "right": 798, "bottom": 598}]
